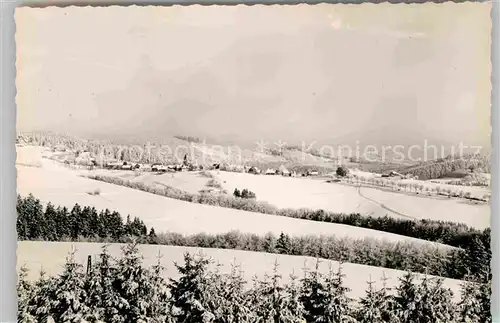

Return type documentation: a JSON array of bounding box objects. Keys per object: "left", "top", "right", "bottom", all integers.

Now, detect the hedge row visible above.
[
  {"left": 86, "top": 174, "right": 491, "bottom": 251},
  {"left": 17, "top": 195, "right": 490, "bottom": 281}
]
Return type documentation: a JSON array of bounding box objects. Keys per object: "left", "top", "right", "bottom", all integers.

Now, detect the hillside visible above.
[
  {"left": 17, "top": 158, "right": 452, "bottom": 245},
  {"left": 17, "top": 131, "right": 413, "bottom": 173},
  {"left": 17, "top": 241, "right": 465, "bottom": 301},
  {"left": 396, "top": 154, "right": 491, "bottom": 180}
]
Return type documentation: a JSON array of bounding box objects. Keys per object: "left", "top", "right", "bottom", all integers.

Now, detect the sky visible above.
[{"left": 15, "top": 3, "right": 492, "bottom": 149}]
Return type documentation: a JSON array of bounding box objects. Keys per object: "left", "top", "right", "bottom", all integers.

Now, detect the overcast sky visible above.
[{"left": 15, "top": 3, "right": 491, "bottom": 148}]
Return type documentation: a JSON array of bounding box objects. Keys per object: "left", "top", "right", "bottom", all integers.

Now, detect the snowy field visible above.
[
  {"left": 87, "top": 168, "right": 211, "bottom": 195},
  {"left": 17, "top": 241, "right": 465, "bottom": 301},
  {"left": 17, "top": 160, "right": 449, "bottom": 247},
  {"left": 215, "top": 171, "right": 490, "bottom": 230}
]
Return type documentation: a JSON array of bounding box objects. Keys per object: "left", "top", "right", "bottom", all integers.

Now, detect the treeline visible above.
[
  {"left": 17, "top": 194, "right": 150, "bottom": 242},
  {"left": 397, "top": 154, "right": 491, "bottom": 180},
  {"left": 17, "top": 243, "right": 492, "bottom": 323},
  {"left": 86, "top": 174, "right": 491, "bottom": 251},
  {"left": 16, "top": 195, "right": 491, "bottom": 282},
  {"left": 153, "top": 231, "right": 490, "bottom": 282}
]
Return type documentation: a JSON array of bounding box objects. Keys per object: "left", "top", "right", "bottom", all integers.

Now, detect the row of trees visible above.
[
  {"left": 17, "top": 194, "right": 150, "bottom": 242},
  {"left": 16, "top": 195, "right": 491, "bottom": 282},
  {"left": 18, "top": 242, "right": 492, "bottom": 323},
  {"left": 86, "top": 174, "right": 491, "bottom": 251},
  {"left": 342, "top": 175, "right": 489, "bottom": 201}
]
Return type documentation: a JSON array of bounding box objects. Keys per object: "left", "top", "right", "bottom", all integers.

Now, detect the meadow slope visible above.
[
  {"left": 216, "top": 171, "right": 490, "bottom": 229},
  {"left": 17, "top": 241, "right": 465, "bottom": 301},
  {"left": 16, "top": 147, "right": 452, "bottom": 247}
]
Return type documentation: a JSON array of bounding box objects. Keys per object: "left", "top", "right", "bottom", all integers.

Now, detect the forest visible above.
[{"left": 17, "top": 242, "right": 491, "bottom": 323}]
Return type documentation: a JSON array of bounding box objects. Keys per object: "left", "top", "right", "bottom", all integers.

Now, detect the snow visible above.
[
  {"left": 17, "top": 241, "right": 465, "bottom": 301},
  {"left": 216, "top": 171, "right": 490, "bottom": 229},
  {"left": 16, "top": 160, "right": 450, "bottom": 247}
]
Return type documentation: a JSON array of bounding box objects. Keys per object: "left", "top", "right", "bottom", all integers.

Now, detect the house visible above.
[
  {"left": 151, "top": 164, "right": 165, "bottom": 172},
  {"left": 105, "top": 161, "right": 122, "bottom": 169},
  {"left": 265, "top": 168, "right": 277, "bottom": 175},
  {"left": 157, "top": 165, "right": 169, "bottom": 172},
  {"left": 248, "top": 166, "right": 260, "bottom": 175},
  {"left": 121, "top": 164, "right": 133, "bottom": 170},
  {"left": 278, "top": 165, "right": 291, "bottom": 176},
  {"left": 138, "top": 164, "right": 151, "bottom": 171},
  {"left": 382, "top": 171, "right": 404, "bottom": 178}
]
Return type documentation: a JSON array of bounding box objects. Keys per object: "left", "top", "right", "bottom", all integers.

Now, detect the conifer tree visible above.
[
  {"left": 114, "top": 241, "right": 152, "bottom": 322},
  {"left": 357, "top": 273, "right": 398, "bottom": 323},
  {"left": 30, "top": 268, "right": 57, "bottom": 323},
  {"left": 17, "top": 265, "right": 37, "bottom": 323},
  {"left": 69, "top": 204, "right": 83, "bottom": 240},
  {"left": 478, "top": 279, "right": 492, "bottom": 323},
  {"left": 300, "top": 259, "right": 329, "bottom": 323},
  {"left": 415, "top": 276, "right": 456, "bottom": 322},
  {"left": 457, "top": 278, "right": 483, "bottom": 323},
  {"left": 55, "top": 206, "right": 70, "bottom": 239},
  {"left": 276, "top": 233, "right": 292, "bottom": 255},
  {"left": 168, "top": 252, "right": 216, "bottom": 323},
  {"left": 394, "top": 272, "right": 419, "bottom": 323},
  {"left": 96, "top": 245, "right": 124, "bottom": 323},
  {"left": 251, "top": 259, "right": 293, "bottom": 322},
  {"left": 28, "top": 195, "right": 45, "bottom": 239},
  {"left": 43, "top": 203, "right": 59, "bottom": 241},
  {"left": 148, "top": 250, "right": 171, "bottom": 322},
  {"left": 213, "top": 260, "right": 253, "bottom": 323},
  {"left": 283, "top": 271, "right": 305, "bottom": 323},
  {"left": 84, "top": 254, "right": 106, "bottom": 322},
  {"left": 358, "top": 276, "right": 384, "bottom": 323},
  {"left": 16, "top": 194, "right": 29, "bottom": 240},
  {"left": 51, "top": 248, "right": 90, "bottom": 322},
  {"left": 324, "top": 262, "right": 355, "bottom": 322},
  {"left": 466, "top": 236, "right": 491, "bottom": 282}
]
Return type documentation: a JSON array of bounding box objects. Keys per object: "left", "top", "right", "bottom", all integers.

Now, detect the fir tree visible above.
[
  {"left": 17, "top": 265, "right": 37, "bottom": 323},
  {"left": 283, "top": 271, "right": 305, "bottom": 323},
  {"left": 276, "top": 233, "right": 292, "bottom": 255},
  {"left": 16, "top": 194, "right": 29, "bottom": 240},
  {"left": 357, "top": 273, "right": 398, "bottom": 323},
  {"left": 213, "top": 260, "right": 253, "bottom": 323},
  {"left": 30, "top": 268, "right": 58, "bottom": 323},
  {"left": 97, "top": 245, "right": 125, "bottom": 323},
  {"left": 394, "top": 272, "right": 419, "bottom": 323},
  {"left": 55, "top": 206, "right": 71, "bottom": 239},
  {"left": 415, "top": 276, "right": 456, "bottom": 323},
  {"left": 51, "top": 248, "right": 90, "bottom": 322},
  {"left": 168, "top": 252, "right": 216, "bottom": 323},
  {"left": 300, "top": 260, "right": 329, "bottom": 323},
  {"left": 465, "top": 236, "right": 491, "bottom": 282},
  {"left": 43, "top": 203, "right": 59, "bottom": 241},
  {"left": 457, "top": 278, "right": 483, "bottom": 323},
  {"left": 251, "top": 259, "right": 293, "bottom": 322},
  {"left": 148, "top": 250, "right": 171, "bottom": 322},
  {"left": 114, "top": 241, "right": 152, "bottom": 322},
  {"left": 358, "top": 276, "right": 384, "bottom": 323},
  {"left": 69, "top": 204, "right": 83, "bottom": 240},
  {"left": 324, "top": 263, "right": 355, "bottom": 322},
  {"left": 478, "top": 279, "right": 492, "bottom": 323}
]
